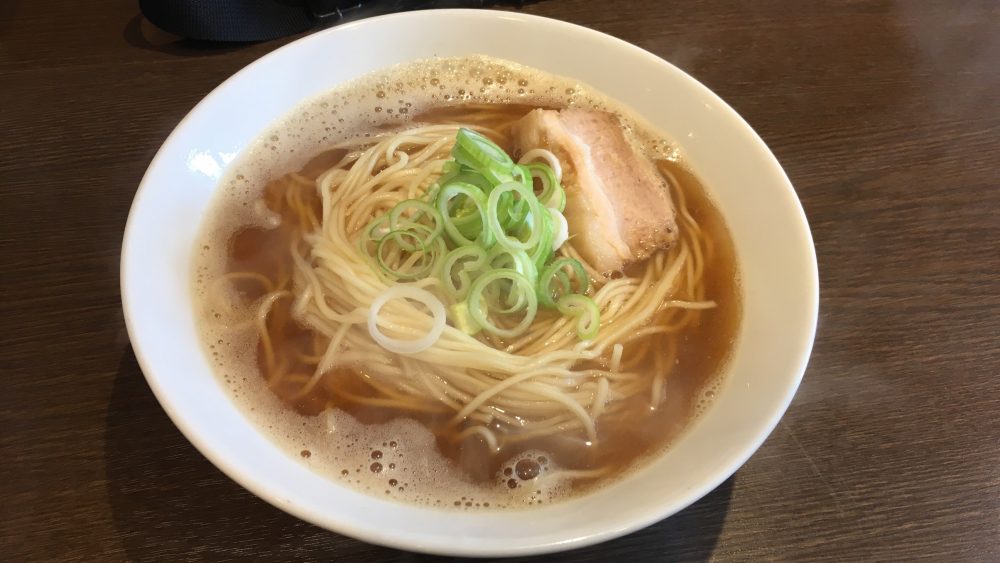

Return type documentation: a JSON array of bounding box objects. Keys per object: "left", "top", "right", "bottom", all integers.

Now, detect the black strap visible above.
[{"left": 139, "top": 0, "right": 511, "bottom": 43}]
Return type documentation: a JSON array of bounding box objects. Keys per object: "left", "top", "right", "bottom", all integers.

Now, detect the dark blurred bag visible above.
[{"left": 139, "top": 0, "right": 523, "bottom": 42}]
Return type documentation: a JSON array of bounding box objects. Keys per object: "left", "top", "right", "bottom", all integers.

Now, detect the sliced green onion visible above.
[
  {"left": 440, "top": 245, "right": 489, "bottom": 300},
  {"left": 439, "top": 160, "right": 462, "bottom": 177},
  {"left": 550, "top": 184, "right": 566, "bottom": 212},
  {"left": 486, "top": 246, "right": 537, "bottom": 312},
  {"left": 359, "top": 215, "right": 389, "bottom": 258},
  {"left": 448, "top": 301, "right": 481, "bottom": 335},
  {"left": 375, "top": 227, "right": 444, "bottom": 281},
  {"left": 436, "top": 181, "right": 494, "bottom": 248},
  {"left": 557, "top": 294, "right": 600, "bottom": 340},
  {"left": 368, "top": 285, "right": 447, "bottom": 354},
  {"left": 528, "top": 207, "right": 555, "bottom": 271},
  {"left": 452, "top": 128, "right": 514, "bottom": 185},
  {"left": 548, "top": 207, "right": 569, "bottom": 250},
  {"left": 388, "top": 199, "right": 443, "bottom": 250},
  {"left": 467, "top": 269, "right": 538, "bottom": 339},
  {"left": 488, "top": 246, "right": 536, "bottom": 282},
  {"left": 538, "top": 258, "right": 589, "bottom": 309},
  {"left": 360, "top": 215, "right": 440, "bottom": 273},
  {"left": 528, "top": 162, "right": 566, "bottom": 212},
  {"left": 359, "top": 127, "right": 597, "bottom": 343},
  {"left": 448, "top": 200, "right": 485, "bottom": 240},
  {"left": 525, "top": 163, "right": 552, "bottom": 199},
  {"left": 512, "top": 164, "right": 534, "bottom": 189},
  {"left": 436, "top": 166, "right": 494, "bottom": 195},
  {"left": 487, "top": 181, "right": 544, "bottom": 252}
]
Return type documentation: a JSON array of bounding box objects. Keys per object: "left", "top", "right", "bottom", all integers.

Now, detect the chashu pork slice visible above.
[{"left": 512, "top": 108, "right": 678, "bottom": 275}]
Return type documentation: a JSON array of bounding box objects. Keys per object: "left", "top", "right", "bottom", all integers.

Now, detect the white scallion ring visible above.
[
  {"left": 548, "top": 207, "right": 569, "bottom": 251},
  {"left": 518, "top": 148, "right": 562, "bottom": 182},
  {"left": 367, "top": 285, "right": 447, "bottom": 354}
]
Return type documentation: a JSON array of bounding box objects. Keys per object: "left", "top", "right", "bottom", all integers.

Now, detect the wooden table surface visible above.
[{"left": 3, "top": 0, "right": 999, "bottom": 561}]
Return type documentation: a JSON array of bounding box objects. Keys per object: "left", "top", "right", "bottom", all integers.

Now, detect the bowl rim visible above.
[{"left": 121, "top": 8, "right": 818, "bottom": 556}]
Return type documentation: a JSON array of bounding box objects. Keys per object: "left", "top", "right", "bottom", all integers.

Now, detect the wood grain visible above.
[{"left": 2, "top": 0, "right": 998, "bottom": 561}]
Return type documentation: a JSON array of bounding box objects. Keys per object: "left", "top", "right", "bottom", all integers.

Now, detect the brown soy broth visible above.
[
  {"left": 411, "top": 103, "right": 544, "bottom": 131},
  {"left": 225, "top": 151, "right": 343, "bottom": 300},
  {"left": 581, "top": 160, "right": 742, "bottom": 480},
  {"left": 223, "top": 104, "right": 741, "bottom": 493}
]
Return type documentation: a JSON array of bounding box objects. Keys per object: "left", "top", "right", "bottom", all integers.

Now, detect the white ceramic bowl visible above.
[{"left": 121, "top": 9, "right": 818, "bottom": 557}]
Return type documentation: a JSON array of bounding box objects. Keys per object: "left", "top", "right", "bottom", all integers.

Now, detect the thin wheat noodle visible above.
[{"left": 222, "top": 123, "right": 715, "bottom": 463}]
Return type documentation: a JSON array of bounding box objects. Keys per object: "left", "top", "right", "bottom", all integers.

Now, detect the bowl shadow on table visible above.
[
  {"left": 106, "top": 349, "right": 733, "bottom": 562},
  {"left": 121, "top": 14, "right": 258, "bottom": 57},
  {"left": 121, "top": 2, "right": 547, "bottom": 58}
]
